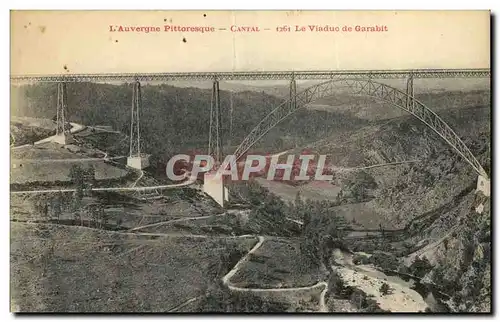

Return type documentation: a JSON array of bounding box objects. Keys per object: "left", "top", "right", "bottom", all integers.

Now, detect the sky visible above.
[{"left": 11, "top": 10, "right": 490, "bottom": 75}]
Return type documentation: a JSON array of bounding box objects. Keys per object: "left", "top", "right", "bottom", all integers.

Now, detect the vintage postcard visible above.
[{"left": 10, "top": 10, "right": 491, "bottom": 313}]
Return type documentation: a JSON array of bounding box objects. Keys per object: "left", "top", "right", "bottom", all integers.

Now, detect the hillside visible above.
[
  {"left": 279, "top": 105, "right": 490, "bottom": 230},
  {"left": 10, "top": 82, "right": 491, "bottom": 313},
  {"left": 11, "top": 83, "right": 369, "bottom": 161},
  {"left": 301, "top": 105, "right": 490, "bottom": 169},
  {"left": 311, "top": 89, "right": 490, "bottom": 121},
  {"left": 300, "top": 103, "right": 491, "bottom": 312}
]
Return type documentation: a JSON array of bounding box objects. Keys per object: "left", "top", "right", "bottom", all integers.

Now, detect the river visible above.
[{"left": 333, "top": 249, "right": 450, "bottom": 312}]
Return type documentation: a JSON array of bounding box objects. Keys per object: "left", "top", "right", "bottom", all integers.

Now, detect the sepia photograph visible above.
[{"left": 9, "top": 10, "right": 491, "bottom": 313}]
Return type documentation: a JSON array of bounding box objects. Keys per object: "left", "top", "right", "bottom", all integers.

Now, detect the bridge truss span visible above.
[
  {"left": 10, "top": 68, "right": 490, "bottom": 83},
  {"left": 233, "top": 78, "right": 488, "bottom": 179}
]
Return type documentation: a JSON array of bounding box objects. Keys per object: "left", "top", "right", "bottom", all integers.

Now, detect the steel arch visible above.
[{"left": 233, "top": 78, "right": 488, "bottom": 178}]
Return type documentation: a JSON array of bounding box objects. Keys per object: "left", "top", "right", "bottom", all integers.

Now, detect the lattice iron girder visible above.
[
  {"left": 56, "top": 82, "right": 70, "bottom": 136},
  {"left": 290, "top": 76, "right": 297, "bottom": 112},
  {"left": 406, "top": 74, "right": 415, "bottom": 110},
  {"left": 208, "top": 84, "right": 215, "bottom": 157},
  {"left": 10, "top": 69, "right": 490, "bottom": 83},
  {"left": 208, "top": 80, "right": 223, "bottom": 164},
  {"left": 129, "top": 81, "right": 142, "bottom": 157},
  {"left": 365, "top": 82, "right": 371, "bottom": 95},
  {"left": 233, "top": 78, "right": 488, "bottom": 178}
]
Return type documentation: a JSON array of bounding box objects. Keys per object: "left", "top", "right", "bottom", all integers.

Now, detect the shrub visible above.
[
  {"left": 349, "top": 288, "right": 387, "bottom": 312},
  {"left": 379, "top": 282, "right": 392, "bottom": 296},
  {"left": 409, "top": 256, "right": 433, "bottom": 278},
  {"left": 352, "top": 253, "right": 370, "bottom": 265},
  {"left": 328, "top": 271, "right": 347, "bottom": 298},
  {"left": 370, "top": 251, "right": 400, "bottom": 271}
]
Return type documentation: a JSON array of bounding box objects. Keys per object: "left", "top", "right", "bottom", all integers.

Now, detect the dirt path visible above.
[
  {"left": 10, "top": 176, "right": 196, "bottom": 195},
  {"left": 222, "top": 236, "right": 265, "bottom": 288},
  {"left": 11, "top": 144, "right": 32, "bottom": 150},
  {"left": 167, "top": 296, "right": 203, "bottom": 312},
  {"left": 221, "top": 235, "right": 329, "bottom": 312},
  {"left": 404, "top": 226, "right": 459, "bottom": 266},
  {"left": 11, "top": 135, "right": 325, "bottom": 312},
  {"left": 129, "top": 209, "right": 331, "bottom": 311},
  {"left": 11, "top": 156, "right": 125, "bottom": 163},
  {"left": 130, "top": 170, "right": 144, "bottom": 188},
  {"left": 318, "top": 283, "right": 328, "bottom": 312},
  {"left": 129, "top": 213, "right": 229, "bottom": 232},
  {"left": 11, "top": 121, "right": 185, "bottom": 195},
  {"left": 11, "top": 122, "right": 86, "bottom": 150},
  {"left": 13, "top": 221, "right": 255, "bottom": 241},
  {"left": 34, "top": 122, "right": 87, "bottom": 145},
  {"left": 328, "top": 160, "right": 421, "bottom": 173}
]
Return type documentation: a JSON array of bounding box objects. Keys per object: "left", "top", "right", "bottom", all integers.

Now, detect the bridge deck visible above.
[{"left": 10, "top": 68, "right": 490, "bottom": 83}]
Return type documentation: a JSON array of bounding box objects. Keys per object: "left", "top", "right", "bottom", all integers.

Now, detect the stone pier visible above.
[
  {"left": 476, "top": 175, "right": 490, "bottom": 197},
  {"left": 203, "top": 171, "right": 229, "bottom": 207},
  {"left": 127, "top": 154, "right": 150, "bottom": 170},
  {"left": 51, "top": 133, "right": 74, "bottom": 145}
]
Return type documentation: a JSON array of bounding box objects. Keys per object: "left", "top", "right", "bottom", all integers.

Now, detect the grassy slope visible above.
[
  {"left": 230, "top": 238, "right": 325, "bottom": 288},
  {"left": 286, "top": 105, "right": 491, "bottom": 230},
  {"left": 11, "top": 82, "right": 370, "bottom": 160},
  {"left": 11, "top": 222, "right": 256, "bottom": 312},
  {"left": 10, "top": 85, "right": 491, "bottom": 312},
  {"left": 10, "top": 142, "right": 129, "bottom": 184}
]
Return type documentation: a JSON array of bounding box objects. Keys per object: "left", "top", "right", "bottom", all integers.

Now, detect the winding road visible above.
[
  {"left": 11, "top": 121, "right": 430, "bottom": 312},
  {"left": 130, "top": 170, "right": 144, "bottom": 188},
  {"left": 11, "top": 156, "right": 125, "bottom": 163},
  {"left": 33, "top": 122, "right": 87, "bottom": 145},
  {"left": 147, "top": 212, "right": 430, "bottom": 312},
  {"left": 10, "top": 121, "right": 198, "bottom": 195},
  {"left": 129, "top": 213, "right": 230, "bottom": 232},
  {"left": 11, "top": 122, "right": 85, "bottom": 150},
  {"left": 10, "top": 176, "right": 197, "bottom": 195},
  {"left": 126, "top": 210, "right": 330, "bottom": 312},
  {"left": 327, "top": 160, "right": 421, "bottom": 173},
  {"left": 221, "top": 235, "right": 329, "bottom": 312}
]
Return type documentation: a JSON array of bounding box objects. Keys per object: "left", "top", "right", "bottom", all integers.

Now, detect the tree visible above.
[
  {"left": 34, "top": 199, "right": 49, "bottom": 220},
  {"left": 246, "top": 180, "right": 267, "bottom": 206},
  {"left": 379, "top": 223, "right": 390, "bottom": 251},
  {"left": 370, "top": 251, "right": 400, "bottom": 271},
  {"left": 350, "top": 289, "right": 367, "bottom": 309},
  {"left": 379, "top": 282, "right": 392, "bottom": 296},
  {"left": 248, "top": 187, "right": 289, "bottom": 236},
  {"left": 86, "top": 203, "right": 104, "bottom": 228},
  {"left": 273, "top": 137, "right": 284, "bottom": 150},
  {"left": 73, "top": 211, "right": 83, "bottom": 226},
  {"left": 116, "top": 217, "right": 123, "bottom": 229},
  {"left": 341, "top": 170, "right": 378, "bottom": 202},
  {"left": 410, "top": 256, "right": 433, "bottom": 278},
  {"left": 69, "top": 164, "right": 85, "bottom": 187},
  {"left": 100, "top": 207, "right": 109, "bottom": 228},
  {"left": 85, "top": 165, "right": 96, "bottom": 188},
  {"left": 296, "top": 198, "right": 351, "bottom": 271},
  {"left": 51, "top": 192, "right": 63, "bottom": 223},
  {"left": 294, "top": 191, "right": 303, "bottom": 207},
  {"left": 70, "top": 164, "right": 85, "bottom": 202},
  {"left": 71, "top": 190, "right": 83, "bottom": 212},
  {"left": 69, "top": 164, "right": 96, "bottom": 198},
  {"left": 327, "top": 270, "right": 347, "bottom": 298}
]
